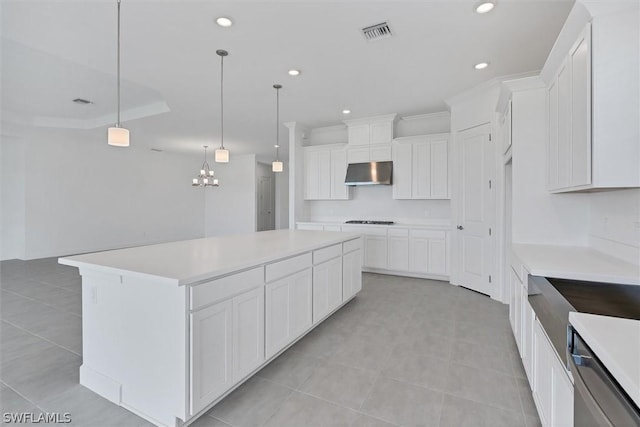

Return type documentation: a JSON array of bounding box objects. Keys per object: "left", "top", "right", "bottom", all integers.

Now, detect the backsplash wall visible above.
[
  {"left": 307, "top": 185, "right": 451, "bottom": 224},
  {"left": 589, "top": 188, "right": 640, "bottom": 265}
]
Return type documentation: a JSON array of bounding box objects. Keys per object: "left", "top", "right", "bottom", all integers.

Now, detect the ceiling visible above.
[{"left": 1, "top": 0, "right": 573, "bottom": 161}]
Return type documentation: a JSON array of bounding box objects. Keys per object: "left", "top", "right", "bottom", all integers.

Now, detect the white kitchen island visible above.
[{"left": 59, "top": 230, "right": 363, "bottom": 427}]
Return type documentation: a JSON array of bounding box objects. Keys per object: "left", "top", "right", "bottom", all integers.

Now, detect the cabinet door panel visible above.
[
  {"left": 348, "top": 125, "right": 370, "bottom": 145},
  {"left": 557, "top": 62, "right": 571, "bottom": 189},
  {"left": 364, "top": 236, "right": 388, "bottom": 269},
  {"left": 533, "top": 320, "right": 552, "bottom": 426},
  {"left": 412, "top": 142, "right": 431, "bottom": 199},
  {"left": 303, "top": 150, "right": 317, "bottom": 200},
  {"left": 548, "top": 80, "right": 559, "bottom": 190},
  {"left": 232, "top": 288, "right": 264, "bottom": 381},
  {"left": 392, "top": 143, "right": 412, "bottom": 199},
  {"left": 409, "top": 237, "right": 428, "bottom": 273},
  {"left": 370, "top": 145, "right": 392, "bottom": 161},
  {"left": 331, "top": 149, "right": 349, "bottom": 200},
  {"left": 291, "top": 269, "right": 313, "bottom": 336},
  {"left": 313, "top": 257, "right": 342, "bottom": 323},
  {"left": 343, "top": 250, "right": 362, "bottom": 300},
  {"left": 570, "top": 28, "right": 591, "bottom": 187},
  {"left": 427, "top": 237, "right": 447, "bottom": 275},
  {"left": 551, "top": 359, "right": 574, "bottom": 427},
  {"left": 190, "top": 300, "right": 233, "bottom": 414},
  {"left": 430, "top": 140, "right": 449, "bottom": 199},
  {"left": 265, "top": 279, "right": 292, "bottom": 358},
  {"left": 317, "top": 150, "right": 332, "bottom": 199},
  {"left": 370, "top": 121, "right": 392, "bottom": 144},
  {"left": 388, "top": 236, "right": 409, "bottom": 271},
  {"left": 266, "top": 270, "right": 312, "bottom": 359}
]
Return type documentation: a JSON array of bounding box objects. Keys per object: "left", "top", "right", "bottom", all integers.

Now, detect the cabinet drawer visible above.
[
  {"left": 324, "top": 225, "right": 342, "bottom": 232},
  {"left": 388, "top": 228, "right": 409, "bottom": 237},
  {"left": 266, "top": 253, "right": 312, "bottom": 283},
  {"left": 190, "top": 267, "right": 263, "bottom": 311},
  {"left": 410, "top": 229, "right": 446, "bottom": 239},
  {"left": 343, "top": 238, "right": 363, "bottom": 254},
  {"left": 313, "top": 244, "right": 342, "bottom": 265},
  {"left": 364, "top": 227, "right": 387, "bottom": 237}
]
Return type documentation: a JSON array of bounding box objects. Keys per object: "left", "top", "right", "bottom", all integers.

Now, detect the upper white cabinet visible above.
[
  {"left": 303, "top": 144, "right": 351, "bottom": 200},
  {"left": 392, "top": 134, "right": 450, "bottom": 200},
  {"left": 345, "top": 114, "right": 396, "bottom": 163},
  {"left": 546, "top": 9, "right": 640, "bottom": 192},
  {"left": 345, "top": 114, "right": 396, "bottom": 146}
]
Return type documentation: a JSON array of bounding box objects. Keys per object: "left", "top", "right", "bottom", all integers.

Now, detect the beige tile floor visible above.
[{"left": 0, "top": 258, "right": 540, "bottom": 426}]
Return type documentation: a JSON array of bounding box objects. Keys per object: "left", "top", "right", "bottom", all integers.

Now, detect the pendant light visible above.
[
  {"left": 192, "top": 146, "right": 219, "bottom": 187},
  {"left": 272, "top": 84, "right": 283, "bottom": 172},
  {"left": 214, "top": 49, "right": 230, "bottom": 163},
  {"left": 107, "top": 0, "right": 130, "bottom": 147}
]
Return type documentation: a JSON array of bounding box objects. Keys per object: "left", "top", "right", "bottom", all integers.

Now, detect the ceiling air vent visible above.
[
  {"left": 361, "top": 22, "right": 393, "bottom": 41},
  {"left": 72, "top": 98, "right": 93, "bottom": 105}
]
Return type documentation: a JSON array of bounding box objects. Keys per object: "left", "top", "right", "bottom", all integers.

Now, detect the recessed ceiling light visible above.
[
  {"left": 474, "top": 62, "right": 489, "bottom": 70},
  {"left": 216, "top": 17, "right": 233, "bottom": 27},
  {"left": 475, "top": 2, "right": 495, "bottom": 13},
  {"left": 342, "top": 109, "right": 351, "bottom": 115},
  {"left": 288, "top": 69, "right": 300, "bottom": 76}
]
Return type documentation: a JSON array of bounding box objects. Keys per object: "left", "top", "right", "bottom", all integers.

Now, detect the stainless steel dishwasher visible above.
[{"left": 568, "top": 327, "right": 640, "bottom": 426}]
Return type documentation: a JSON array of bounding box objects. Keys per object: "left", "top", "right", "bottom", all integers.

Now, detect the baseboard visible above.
[
  {"left": 79, "top": 365, "right": 122, "bottom": 405},
  {"left": 362, "top": 267, "right": 450, "bottom": 282}
]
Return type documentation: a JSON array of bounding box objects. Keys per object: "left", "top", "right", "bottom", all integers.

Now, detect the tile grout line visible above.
[
  {"left": 1, "top": 287, "right": 82, "bottom": 318},
  {"left": 1, "top": 318, "right": 82, "bottom": 357}
]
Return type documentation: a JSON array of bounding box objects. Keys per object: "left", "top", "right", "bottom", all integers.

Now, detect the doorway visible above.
[{"left": 257, "top": 164, "right": 276, "bottom": 232}]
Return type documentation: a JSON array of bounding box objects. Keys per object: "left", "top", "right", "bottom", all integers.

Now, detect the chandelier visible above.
[{"left": 192, "top": 146, "right": 219, "bottom": 187}]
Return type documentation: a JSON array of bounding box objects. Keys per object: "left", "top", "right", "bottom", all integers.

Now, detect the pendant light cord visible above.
[
  {"left": 220, "top": 54, "right": 224, "bottom": 150},
  {"left": 276, "top": 87, "right": 280, "bottom": 160},
  {"left": 116, "top": 0, "right": 122, "bottom": 127}
]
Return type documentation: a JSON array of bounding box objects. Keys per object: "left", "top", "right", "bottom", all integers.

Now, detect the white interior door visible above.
[
  {"left": 258, "top": 175, "right": 275, "bottom": 231},
  {"left": 456, "top": 125, "right": 495, "bottom": 296}
]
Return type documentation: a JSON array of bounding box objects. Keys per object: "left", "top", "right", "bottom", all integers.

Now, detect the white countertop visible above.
[
  {"left": 512, "top": 243, "right": 640, "bottom": 285},
  {"left": 298, "top": 220, "right": 451, "bottom": 230},
  {"left": 59, "top": 230, "right": 359, "bottom": 286},
  {"left": 569, "top": 312, "right": 640, "bottom": 408}
]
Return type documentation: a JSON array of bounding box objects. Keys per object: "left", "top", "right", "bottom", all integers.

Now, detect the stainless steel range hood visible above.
[{"left": 344, "top": 161, "right": 393, "bottom": 186}]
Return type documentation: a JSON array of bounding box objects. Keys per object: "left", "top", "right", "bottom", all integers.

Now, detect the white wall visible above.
[
  {"left": 510, "top": 87, "right": 590, "bottom": 246},
  {"left": 589, "top": 188, "right": 640, "bottom": 265},
  {"left": 205, "top": 154, "right": 257, "bottom": 237},
  {"left": 1, "top": 139, "right": 26, "bottom": 260},
  {"left": 308, "top": 186, "right": 450, "bottom": 224},
  {"left": 2, "top": 128, "right": 205, "bottom": 260}
]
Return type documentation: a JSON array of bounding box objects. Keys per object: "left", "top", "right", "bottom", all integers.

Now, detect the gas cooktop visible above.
[{"left": 344, "top": 220, "right": 395, "bottom": 225}]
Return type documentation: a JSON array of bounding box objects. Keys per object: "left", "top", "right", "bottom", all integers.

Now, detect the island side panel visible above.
[{"left": 79, "top": 269, "right": 188, "bottom": 426}]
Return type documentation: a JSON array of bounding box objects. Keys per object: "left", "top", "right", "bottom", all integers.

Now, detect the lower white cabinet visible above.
[
  {"left": 408, "top": 229, "right": 447, "bottom": 275},
  {"left": 190, "top": 287, "right": 264, "bottom": 415},
  {"left": 532, "top": 319, "right": 574, "bottom": 427},
  {"left": 342, "top": 248, "right": 362, "bottom": 300},
  {"left": 312, "top": 257, "right": 343, "bottom": 323},
  {"left": 387, "top": 228, "right": 409, "bottom": 271},
  {"left": 364, "top": 234, "right": 388, "bottom": 269},
  {"left": 265, "top": 269, "right": 313, "bottom": 359}
]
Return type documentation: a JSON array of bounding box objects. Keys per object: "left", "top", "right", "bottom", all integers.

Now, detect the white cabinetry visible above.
[
  {"left": 387, "top": 228, "right": 409, "bottom": 271},
  {"left": 392, "top": 134, "right": 450, "bottom": 200},
  {"left": 345, "top": 114, "right": 395, "bottom": 163},
  {"left": 345, "top": 114, "right": 395, "bottom": 146},
  {"left": 190, "top": 286, "right": 264, "bottom": 415},
  {"left": 342, "top": 240, "right": 363, "bottom": 300},
  {"left": 304, "top": 144, "right": 351, "bottom": 200},
  {"left": 409, "top": 229, "right": 447, "bottom": 275},
  {"left": 546, "top": 11, "right": 640, "bottom": 192},
  {"left": 364, "top": 229, "right": 388, "bottom": 270},
  {"left": 312, "top": 244, "right": 343, "bottom": 323},
  {"left": 265, "top": 269, "right": 312, "bottom": 359},
  {"left": 532, "top": 319, "right": 574, "bottom": 427},
  {"left": 190, "top": 299, "right": 233, "bottom": 415}
]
